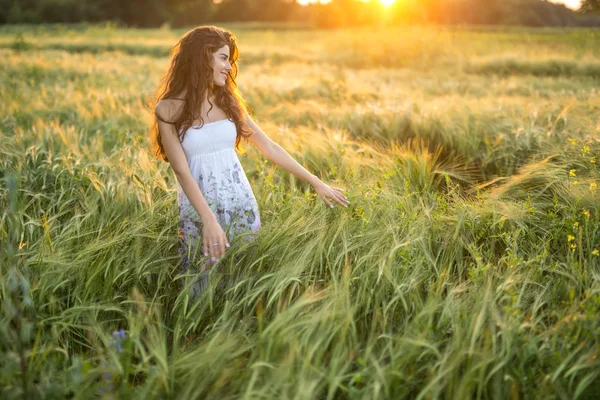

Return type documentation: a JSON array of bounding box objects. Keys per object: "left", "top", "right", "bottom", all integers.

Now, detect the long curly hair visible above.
[{"left": 149, "top": 26, "right": 253, "bottom": 162}]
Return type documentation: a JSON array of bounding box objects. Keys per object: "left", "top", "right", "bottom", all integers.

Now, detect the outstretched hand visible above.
[
  {"left": 311, "top": 180, "right": 351, "bottom": 208},
  {"left": 202, "top": 219, "right": 230, "bottom": 265}
]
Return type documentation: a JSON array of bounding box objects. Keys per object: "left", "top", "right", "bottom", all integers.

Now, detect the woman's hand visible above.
[
  {"left": 202, "top": 218, "right": 230, "bottom": 264},
  {"left": 311, "top": 180, "right": 350, "bottom": 208}
]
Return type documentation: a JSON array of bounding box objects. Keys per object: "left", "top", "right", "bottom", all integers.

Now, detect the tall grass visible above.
[{"left": 1, "top": 24, "right": 600, "bottom": 399}]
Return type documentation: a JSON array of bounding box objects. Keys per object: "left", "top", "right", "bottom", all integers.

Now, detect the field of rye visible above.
[{"left": 1, "top": 23, "right": 600, "bottom": 399}]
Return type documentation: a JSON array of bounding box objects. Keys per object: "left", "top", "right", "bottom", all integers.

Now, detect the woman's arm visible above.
[
  {"left": 246, "top": 115, "right": 350, "bottom": 208},
  {"left": 156, "top": 100, "right": 229, "bottom": 260},
  {"left": 156, "top": 101, "right": 218, "bottom": 225}
]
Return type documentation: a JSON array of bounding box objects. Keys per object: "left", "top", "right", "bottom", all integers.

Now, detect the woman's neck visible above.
[{"left": 177, "top": 89, "right": 216, "bottom": 104}]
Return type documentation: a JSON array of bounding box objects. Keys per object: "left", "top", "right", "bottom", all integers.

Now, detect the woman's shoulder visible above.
[{"left": 155, "top": 98, "right": 185, "bottom": 123}]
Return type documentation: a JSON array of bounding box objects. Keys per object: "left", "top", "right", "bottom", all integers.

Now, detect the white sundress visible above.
[{"left": 177, "top": 118, "right": 261, "bottom": 273}]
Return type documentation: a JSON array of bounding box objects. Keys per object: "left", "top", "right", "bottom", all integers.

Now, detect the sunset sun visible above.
[{"left": 298, "top": 0, "right": 398, "bottom": 5}]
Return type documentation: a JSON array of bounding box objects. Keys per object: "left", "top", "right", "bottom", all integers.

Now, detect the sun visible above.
[{"left": 298, "top": 0, "right": 398, "bottom": 5}]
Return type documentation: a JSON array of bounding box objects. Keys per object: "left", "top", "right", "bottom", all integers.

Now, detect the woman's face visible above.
[{"left": 210, "top": 44, "right": 233, "bottom": 87}]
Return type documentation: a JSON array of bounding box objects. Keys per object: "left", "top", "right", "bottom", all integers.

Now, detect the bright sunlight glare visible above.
[
  {"left": 297, "top": 0, "right": 580, "bottom": 10},
  {"left": 297, "top": 0, "right": 398, "bottom": 5}
]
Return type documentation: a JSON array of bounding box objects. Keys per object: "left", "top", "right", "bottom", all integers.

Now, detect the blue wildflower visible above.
[{"left": 110, "top": 329, "right": 126, "bottom": 353}]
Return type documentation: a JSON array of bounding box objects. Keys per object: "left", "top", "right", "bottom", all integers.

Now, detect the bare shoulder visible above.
[{"left": 155, "top": 98, "right": 185, "bottom": 123}]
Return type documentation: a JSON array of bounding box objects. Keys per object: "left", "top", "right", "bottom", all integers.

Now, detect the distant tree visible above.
[
  {"left": 580, "top": 0, "right": 600, "bottom": 13},
  {"left": 168, "top": 0, "right": 215, "bottom": 27},
  {"left": 213, "top": 0, "right": 254, "bottom": 22},
  {"left": 97, "top": 0, "right": 167, "bottom": 27},
  {"left": 1, "top": 0, "right": 40, "bottom": 23},
  {"left": 36, "top": 0, "right": 87, "bottom": 23},
  {"left": 1, "top": 0, "right": 598, "bottom": 27},
  {"left": 251, "top": 0, "right": 297, "bottom": 22},
  {"left": 0, "top": 0, "right": 13, "bottom": 23}
]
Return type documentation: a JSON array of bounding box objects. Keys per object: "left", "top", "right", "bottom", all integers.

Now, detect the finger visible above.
[
  {"left": 334, "top": 189, "right": 350, "bottom": 203},
  {"left": 339, "top": 191, "right": 350, "bottom": 203},
  {"left": 329, "top": 186, "right": 344, "bottom": 195},
  {"left": 213, "top": 234, "right": 227, "bottom": 259},
  {"left": 336, "top": 195, "right": 348, "bottom": 207},
  {"left": 208, "top": 237, "right": 219, "bottom": 263},
  {"left": 209, "top": 245, "right": 216, "bottom": 264},
  {"left": 326, "top": 190, "right": 346, "bottom": 206},
  {"left": 218, "top": 235, "right": 226, "bottom": 259},
  {"left": 322, "top": 195, "right": 334, "bottom": 208},
  {"left": 334, "top": 188, "right": 349, "bottom": 201},
  {"left": 202, "top": 240, "right": 208, "bottom": 257},
  {"left": 332, "top": 188, "right": 345, "bottom": 197},
  {"left": 331, "top": 192, "right": 347, "bottom": 207}
]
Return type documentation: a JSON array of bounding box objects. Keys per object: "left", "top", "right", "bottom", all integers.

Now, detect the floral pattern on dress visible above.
[{"left": 178, "top": 159, "right": 261, "bottom": 272}]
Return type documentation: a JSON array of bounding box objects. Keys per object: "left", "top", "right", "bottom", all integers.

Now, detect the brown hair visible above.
[{"left": 149, "top": 26, "right": 253, "bottom": 162}]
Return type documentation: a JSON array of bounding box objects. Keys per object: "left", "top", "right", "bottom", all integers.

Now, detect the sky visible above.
[
  {"left": 549, "top": 0, "right": 582, "bottom": 9},
  {"left": 297, "top": 0, "right": 583, "bottom": 10}
]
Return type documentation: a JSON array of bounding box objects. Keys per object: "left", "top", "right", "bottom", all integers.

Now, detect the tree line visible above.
[{"left": 1, "top": 0, "right": 599, "bottom": 27}]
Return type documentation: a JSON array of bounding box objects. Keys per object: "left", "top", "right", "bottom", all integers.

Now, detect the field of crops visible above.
[{"left": 1, "top": 23, "right": 600, "bottom": 398}]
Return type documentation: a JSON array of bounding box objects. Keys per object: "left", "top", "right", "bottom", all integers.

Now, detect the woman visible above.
[{"left": 150, "top": 26, "right": 350, "bottom": 288}]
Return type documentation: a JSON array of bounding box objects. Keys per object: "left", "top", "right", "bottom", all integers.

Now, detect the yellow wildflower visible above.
[
  {"left": 591, "top": 182, "right": 597, "bottom": 191},
  {"left": 569, "top": 169, "right": 576, "bottom": 177},
  {"left": 567, "top": 235, "right": 575, "bottom": 242},
  {"left": 583, "top": 209, "right": 590, "bottom": 218},
  {"left": 593, "top": 249, "right": 599, "bottom": 256},
  {"left": 568, "top": 138, "right": 577, "bottom": 145},
  {"left": 573, "top": 181, "right": 579, "bottom": 185},
  {"left": 571, "top": 244, "right": 577, "bottom": 251},
  {"left": 573, "top": 222, "right": 579, "bottom": 228},
  {"left": 582, "top": 146, "right": 590, "bottom": 154},
  {"left": 590, "top": 157, "right": 596, "bottom": 164}
]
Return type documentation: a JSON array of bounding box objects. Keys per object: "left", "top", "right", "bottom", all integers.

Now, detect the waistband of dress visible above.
[{"left": 186, "top": 148, "right": 236, "bottom": 159}]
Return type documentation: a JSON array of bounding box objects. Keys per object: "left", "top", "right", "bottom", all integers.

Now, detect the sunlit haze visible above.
[
  {"left": 297, "top": 0, "right": 582, "bottom": 9},
  {"left": 549, "top": 0, "right": 582, "bottom": 9},
  {"left": 296, "top": 0, "right": 397, "bottom": 5},
  {"left": 297, "top": 0, "right": 331, "bottom": 4}
]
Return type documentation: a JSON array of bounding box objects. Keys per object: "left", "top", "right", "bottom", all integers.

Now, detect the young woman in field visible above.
[{"left": 150, "top": 26, "right": 350, "bottom": 291}]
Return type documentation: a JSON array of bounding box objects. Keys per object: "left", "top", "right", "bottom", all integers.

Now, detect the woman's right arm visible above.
[{"left": 155, "top": 100, "right": 229, "bottom": 261}]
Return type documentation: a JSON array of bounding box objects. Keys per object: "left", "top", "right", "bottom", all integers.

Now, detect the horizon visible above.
[{"left": 297, "top": 0, "right": 583, "bottom": 11}]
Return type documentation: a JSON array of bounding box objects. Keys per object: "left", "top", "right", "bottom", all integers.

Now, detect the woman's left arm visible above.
[{"left": 246, "top": 115, "right": 350, "bottom": 209}]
